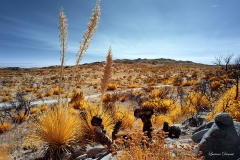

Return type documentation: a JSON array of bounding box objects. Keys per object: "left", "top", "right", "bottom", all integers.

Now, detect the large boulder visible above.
[{"left": 198, "top": 113, "right": 240, "bottom": 160}]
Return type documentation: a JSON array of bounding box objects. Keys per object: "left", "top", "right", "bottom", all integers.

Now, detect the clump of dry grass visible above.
[
  {"left": 69, "top": 91, "right": 89, "bottom": 110},
  {"left": 0, "top": 122, "right": 12, "bottom": 133},
  {"left": 107, "top": 83, "right": 118, "bottom": 91},
  {"left": 40, "top": 105, "right": 48, "bottom": 112},
  {"left": 32, "top": 106, "right": 82, "bottom": 159},
  {"left": 113, "top": 107, "right": 135, "bottom": 130},
  {"left": 13, "top": 112, "right": 29, "bottom": 124},
  {"left": 0, "top": 145, "right": 9, "bottom": 160},
  {"left": 127, "top": 83, "right": 138, "bottom": 89},
  {"left": 113, "top": 129, "right": 204, "bottom": 160}
]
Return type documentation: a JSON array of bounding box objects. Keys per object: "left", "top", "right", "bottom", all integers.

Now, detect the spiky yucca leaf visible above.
[{"left": 33, "top": 106, "right": 81, "bottom": 159}]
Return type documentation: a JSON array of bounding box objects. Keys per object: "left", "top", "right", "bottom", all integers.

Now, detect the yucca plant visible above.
[
  {"left": 32, "top": 106, "right": 82, "bottom": 159},
  {"left": 79, "top": 105, "right": 114, "bottom": 144},
  {"left": 66, "top": 0, "right": 101, "bottom": 106},
  {"left": 58, "top": 7, "right": 68, "bottom": 105}
]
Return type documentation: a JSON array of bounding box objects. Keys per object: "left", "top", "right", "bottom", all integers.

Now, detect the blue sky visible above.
[{"left": 1, "top": 0, "right": 240, "bottom": 68}]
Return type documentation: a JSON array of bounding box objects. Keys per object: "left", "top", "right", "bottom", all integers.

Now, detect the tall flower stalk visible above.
[
  {"left": 76, "top": 0, "right": 100, "bottom": 66},
  {"left": 99, "top": 47, "right": 113, "bottom": 114},
  {"left": 58, "top": 7, "right": 68, "bottom": 105},
  {"left": 66, "top": 0, "right": 100, "bottom": 107}
]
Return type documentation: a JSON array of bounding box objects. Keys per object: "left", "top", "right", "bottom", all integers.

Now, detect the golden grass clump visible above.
[
  {"left": 44, "top": 90, "right": 53, "bottom": 97},
  {"left": 152, "top": 114, "right": 173, "bottom": 127},
  {"left": 0, "top": 122, "right": 12, "bottom": 133},
  {"left": 13, "top": 112, "right": 29, "bottom": 123},
  {"left": 142, "top": 99, "right": 177, "bottom": 114},
  {"left": 206, "top": 85, "right": 240, "bottom": 122},
  {"left": 22, "top": 136, "right": 42, "bottom": 151},
  {"left": 149, "top": 88, "right": 168, "bottom": 99},
  {"left": 107, "top": 83, "right": 118, "bottom": 90},
  {"left": 36, "top": 92, "right": 43, "bottom": 99},
  {"left": 182, "top": 91, "right": 210, "bottom": 116},
  {"left": 76, "top": 83, "right": 82, "bottom": 88},
  {"left": 32, "top": 106, "right": 82, "bottom": 159},
  {"left": 69, "top": 91, "right": 89, "bottom": 110},
  {"left": 0, "top": 145, "right": 9, "bottom": 160},
  {"left": 114, "top": 107, "right": 135, "bottom": 129},
  {"left": 1, "top": 96, "right": 13, "bottom": 102},
  {"left": 126, "top": 83, "right": 138, "bottom": 89},
  {"left": 40, "top": 105, "right": 48, "bottom": 112},
  {"left": 53, "top": 87, "right": 65, "bottom": 95},
  {"left": 181, "top": 80, "right": 200, "bottom": 87},
  {"left": 210, "top": 81, "right": 222, "bottom": 91},
  {"left": 30, "top": 107, "right": 41, "bottom": 115}
]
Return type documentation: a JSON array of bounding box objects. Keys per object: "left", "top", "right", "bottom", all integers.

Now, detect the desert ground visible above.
[{"left": 0, "top": 58, "right": 239, "bottom": 160}]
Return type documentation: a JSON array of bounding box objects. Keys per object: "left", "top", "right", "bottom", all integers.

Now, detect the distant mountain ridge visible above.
[
  {"left": 88, "top": 58, "right": 205, "bottom": 65},
  {"left": 1, "top": 58, "right": 204, "bottom": 69},
  {"left": 114, "top": 58, "right": 196, "bottom": 64}
]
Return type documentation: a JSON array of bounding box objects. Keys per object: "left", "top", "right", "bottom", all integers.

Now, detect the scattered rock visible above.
[
  {"left": 199, "top": 113, "right": 240, "bottom": 160},
  {"left": 191, "top": 128, "right": 209, "bottom": 143},
  {"left": 182, "top": 117, "right": 205, "bottom": 127},
  {"left": 70, "top": 149, "right": 86, "bottom": 160},
  {"left": 163, "top": 122, "right": 181, "bottom": 138},
  {"left": 86, "top": 147, "right": 109, "bottom": 159},
  {"left": 192, "top": 121, "right": 214, "bottom": 135}
]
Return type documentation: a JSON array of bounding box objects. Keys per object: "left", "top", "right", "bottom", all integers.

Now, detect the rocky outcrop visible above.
[{"left": 198, "top": 113, "right": 240, "bottom": 160}]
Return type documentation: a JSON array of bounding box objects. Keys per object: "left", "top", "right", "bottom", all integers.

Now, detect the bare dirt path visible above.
[{"left": 0, "top": 84, "right": 172, "bottom": 109}]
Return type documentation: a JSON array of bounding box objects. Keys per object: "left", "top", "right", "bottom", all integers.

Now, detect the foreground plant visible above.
[
  {"left": 78, "top": 105, "right": 114, "bottom": 149},
  {"left": 0, "top": 122, "right": 12, "bottom": 133},
  {"left": 0, "top": 145, "right": 9, "bottom": 160},
  {"left": 114, "top": 129, "right": 204, "bottom": 160},
  {"left": 32, "top": 106, "right": 82, "bottom": 159}
]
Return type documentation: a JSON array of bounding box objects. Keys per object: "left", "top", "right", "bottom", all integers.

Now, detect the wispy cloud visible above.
[{"left": 212, "top": 5, "right": 218, "bottom": 8}]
